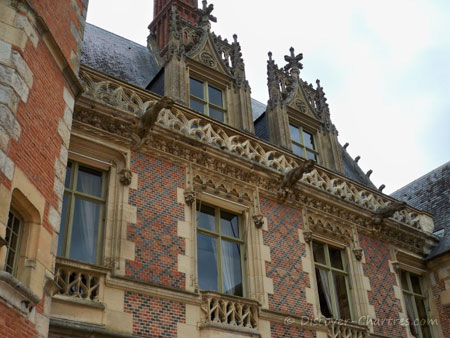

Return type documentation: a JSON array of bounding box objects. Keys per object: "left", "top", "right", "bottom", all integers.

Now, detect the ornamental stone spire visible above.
[{"left": 195, "top": 0, "right": 217, "bottom": 30}]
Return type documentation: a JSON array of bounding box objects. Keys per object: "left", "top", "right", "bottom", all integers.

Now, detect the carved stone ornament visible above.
[
  {"left": 303, "top": 230, "right": 313, "bottom": 243},
  {"left": 184, "top": 190, "right": 196, "bottom": 205},
  {"left": 392, "top": 261, "right": 401, "bottom": 273},
  {"left": 295, "top": 99, "right": 307, "bottom": 113},
  {"left": 252, "top": 215, "right": 264, "bottom": 229},
  {"left": 372, "top": 201, "right": 408, "bottom": 226},
  {"left": 200, "top": 52, "right": 216, "bottom": 68},
  {"left": 119, "top": 169, "right": 132, "bottom": 186},
  {"left": 352, "top": 248, "right": 363, "bottom": 261}
]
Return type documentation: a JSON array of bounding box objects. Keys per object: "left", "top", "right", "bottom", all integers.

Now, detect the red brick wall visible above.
[
  {"left": 127, "top": 153, "right": 185, "bottom": 289},
  {"left": 359, "top": 234, "right": 407, "bottom": 337},
  {"left": 431, "top": 270, "right": 450, "bottom": 336},
  {"left": 0, "top": 302, "right": 38, "bottom": 338},
  {"left": 124, "top": 292, "right": 185, "bottom": 337},
  {"left": 270, "top": 323, "right": 316, "bottom": 337},
  {"left": 29, "top": 0, "right": 87, "bottom": 71},
  {"left": 260, "top": 197, "right": 313, "bottom": 318}
]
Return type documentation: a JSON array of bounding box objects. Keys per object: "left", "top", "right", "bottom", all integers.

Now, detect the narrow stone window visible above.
[
  {"left": 189, "top": 77, "right": 227, "bottom": 123},
  {"left": 4, "top": 210, "right": 23, "bottom": 275},
  {"left": 312, "top": 241, "right": 353, "bottom": 320},
  {"left": 289, "top": 124, "right": 318, "bottom": 161},
  {"left": 197, "top": 203, "right": 244, "bottom": 296},
  {"left": 57, "top": 161, "right": 107, "bottom": 265},
  {"left": 400, "top": 270, "right": 433, "bottom": 338}
]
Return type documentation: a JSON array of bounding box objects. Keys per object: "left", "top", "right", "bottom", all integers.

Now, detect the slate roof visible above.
[
  {"left": 391, "top": 161, "right": 450, "bottom": 258},
  {"left": 81, "top": 23, "right": 161, "bottom": 88}
]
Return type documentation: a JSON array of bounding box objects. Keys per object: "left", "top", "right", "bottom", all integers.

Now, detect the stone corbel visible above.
[
  {"left": 252, "top": 215, "right": 264, "bottom": 229},
  {"left": 44, "top": 277, "right": 60, "bottom": 297},
  {"left": 352, "top": 248, "right": 363, "bottom": 261},
  {"left": 184, "top": 190, "right": 196, "bottom": 205},
  {"left": 119, "top": 168, "right": 132, "bottom": 186},
  {"left": 303, "top": 230, "right": 313, "bottom": 243}
]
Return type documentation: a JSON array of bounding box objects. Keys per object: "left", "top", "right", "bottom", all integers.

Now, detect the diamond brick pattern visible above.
[
  {"left": 360, "top": 234, "right": 406, "bottom": 337},
  {"left": 124, "top": 292, "right": 185, "bottom": 337},
  {"left": 271, "top": 323, "right": 316, "bottom": 337},
  {"left": 127, "top": 153, "right": 185, "bottom": 289},
  {"left": 261, "top": 197, "right": 313, "bottom": 318}
]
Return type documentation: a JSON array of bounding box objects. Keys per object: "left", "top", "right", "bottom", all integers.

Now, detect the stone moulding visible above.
[{"left": 77, "top": 67, "right": 434, "bottom": 236}]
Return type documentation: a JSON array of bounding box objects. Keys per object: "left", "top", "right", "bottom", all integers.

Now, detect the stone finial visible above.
[
  {"left": 268, "top": 51, "right": 273, "bottom": 61},
  {"left": 378, "top": 184, "right": 386, "bottom": 192},
  {"left": 366, "top": 169, "right": 373, "bottom": 177},
  {"left": 284, "top": 47, "right": 303, "bottom": 71},
  {"left": 343, "top": 142, "right": 349, "bottom": 150},
  {"left": 196, "top": 0, "right": 217, "bottom": 28},
  {"left": 354, "top": 156, "right": 361, "bottom": 163}
]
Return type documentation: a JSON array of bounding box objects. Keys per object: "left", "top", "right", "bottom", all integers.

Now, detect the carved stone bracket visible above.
[
  {"left": 119, "top": 168, "right": 132, "bottom": 186},
  {"left": 252, "top": 215, "right": 264, "bottom": 229},
  {"left": 303, "top": 230, "right": 313, "bottom": 243},
  {"left": 353, "top": 248, "right": 363, "bottom": 261},
  {"left": 184, "top": 190, "right": 196, "bottom": 205}
]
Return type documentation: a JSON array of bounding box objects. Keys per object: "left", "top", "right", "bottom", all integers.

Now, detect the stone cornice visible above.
[{"left": 74, "top": 66, "right": 438, "bottom": 256}]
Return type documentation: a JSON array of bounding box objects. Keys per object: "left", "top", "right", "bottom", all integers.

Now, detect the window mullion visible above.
[{"left": 65, "top": 162, "right": 79, "bottom": 258}]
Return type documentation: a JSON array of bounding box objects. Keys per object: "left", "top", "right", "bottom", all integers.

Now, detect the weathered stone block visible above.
[
  {"left": 0, "top": 21, "right": 27, "bottom": 50},
  {"left": 0, "top": 63, "right": 29, "bottom": 102},
  {"left": 15, "top": 13, "right": 38, "bottom": 48},
  {"left": 57, "top": 119, "right": 71, "bottom": 148},
  {"left": 48, "top": 205, "right": 61, "bottom": 233},
  {"left": 0, "top": 40, "right": 12, "bottom": 64},
  {"left": 0, "top": 83, "right": 19, "bottom": 112},
  {"left": 12, "top": 51, "right": 33, "bottom": 88},
  {"left": 0, "top": 125, "right": 9, "bottom": 152}
]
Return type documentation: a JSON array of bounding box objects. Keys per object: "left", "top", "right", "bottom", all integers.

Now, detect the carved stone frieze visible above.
[
  {"left": 307, "top": 215, "right": 353, "bottom": 242},
  {"left": 193, "top": 173, "right": 252, "bottom": 203}
]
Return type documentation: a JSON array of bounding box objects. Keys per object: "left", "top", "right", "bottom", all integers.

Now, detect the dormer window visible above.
[
  {"left": 190, "top": 77, "right": 227, "bottom": 123},
  {"left": 289, "top": 124, "right": 318, "bottom": 161}
]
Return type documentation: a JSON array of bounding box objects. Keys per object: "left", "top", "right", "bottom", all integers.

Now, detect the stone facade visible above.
[{"left": 0, "top": 1, "right": 448, "bottom": 338}]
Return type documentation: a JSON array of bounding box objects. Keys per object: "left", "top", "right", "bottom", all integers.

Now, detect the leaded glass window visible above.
[
  {"left": 189, "top": 77, "right": 227, "bottom": 123},
  {"left": 197, "top": 203, "right": 244, "bottom": 296},
  {"left": 401, "top": 270, "right": 433, "bottom": 338},
  {"left": 289, "top": 124, "right": 318, "bottom": 161},
  {"left": 58, "top": 161, "right": 107, "bottom": 265},
  {"left": 312, "top": 242, "right": 353, "bottom": 320},
  {"left": 4, "top": 210, "right": 23, "bottom": 275}
]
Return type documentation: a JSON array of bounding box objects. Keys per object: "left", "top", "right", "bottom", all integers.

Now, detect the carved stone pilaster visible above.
[
  {"left": 119, "top": 169, "right": 132, "bottom": 185},
  {"left": 252, "top": 215, "right": 264, "bottom": 229}
]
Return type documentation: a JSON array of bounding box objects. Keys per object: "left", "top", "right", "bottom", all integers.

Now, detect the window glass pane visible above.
[
  {"left": 220, "top": 211, "right": 239, "bottom": 238},
  {"left": 306, "top": 150, "right": 317, "bottom": 161},
  {"left": 197, "top": 233, "right": 218, "bottom": 291},
  {"left": 333, "top": 273, "right": 351, "bottom": 320},
  {"left": 292, "top": 144, "right": 304, "bottom": 157},
  {"left": 77, "top": 166, "right": 103, "bottom": 198},
  {"left": 209, "top": 107, "right": 225, "bottom": 123},
  {"left": 190, "top": 98, "right": 205, "bottom": 113},
  {"left": 190, "top": 77, "right": 204, "bottom": 99},
  {"left": 197, "top": 204, "right": 216, "bottom": 232},
  {"left": 69, "top": 198, "right": 100, "bottom": 264},
  {"left": 57, "top": 193, "right": 70, "bottom": 257},
  {"left": 315, "top": 268, "right": 333, "bottom": 318},
  {"left": 415, "top": 297, "right": 432, "bottom": 338},
  {"left": 400, "top": 270, "right": 409, "bottom": 291},
  {"left": 208, "top": 85, "right": 223, "bottom": 107},
  {"left": 303, "top": 130, "right": 315, "bottom": 149},
  {"left": 313, "top": 242, "right": 326, "bottom": 264},
  {"left": 411, "top": 274, "right": 422, "bottom": 294},
  {"left": 329, "top": 247, "right": 344, "bottom": 270},
  {"left": 221, "top": 240, "right": 242, "bottom": 296},
  {"left": 289, "top": 124, "right": 301, "bottom": 143},
  {"left": 65, "top": 162, "right": 72, "bottom": 188}
]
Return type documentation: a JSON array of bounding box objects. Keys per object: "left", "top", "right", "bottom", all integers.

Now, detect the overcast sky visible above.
[{"left": 86, "top": 0, "right": 449, "bottom": 194}]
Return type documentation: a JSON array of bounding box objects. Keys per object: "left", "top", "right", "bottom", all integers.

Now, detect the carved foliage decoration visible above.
[
  {"left": 193, "top": 173, "right": 252, "bottom": 203},
  {"left": 307, "top": 215, "right": 353, "bottom": 242}
]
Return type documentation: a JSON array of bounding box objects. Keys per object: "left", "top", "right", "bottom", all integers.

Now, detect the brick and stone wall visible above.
[
  {"left": 430, "top": 260, "right": 450, "bottom": 337},
  {"left": 0, "top": 301, "right": 38, "bottom": 338},
  {"left": 359, "top": 234, "right": 407, "bottom": 337},
  {"left": 124, "top": 292, "right": 186, "bottom": 337},
  {"left": 270, "top": 323, "right": 316, "bottom": 338},
  {"left": 261, "top": 197, "right": 313, "bottom": 318},
  {"left": 127, "top": 153, "right": 186, "bottom": 289}
]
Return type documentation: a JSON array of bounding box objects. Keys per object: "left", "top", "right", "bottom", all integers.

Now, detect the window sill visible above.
[
  {"left": 55, "top": 257, "right": 112, "bottom": 274},
  {"left": 0, "top": 271, "right": 40, "bottom": 314},
  {"left": 52, "top": 294, "right": 106, "bottom": 310}
]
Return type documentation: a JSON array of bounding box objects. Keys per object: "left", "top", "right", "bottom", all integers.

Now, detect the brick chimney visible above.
[{"left": 149, "top": 0, "right": 199, "bottom": 53}]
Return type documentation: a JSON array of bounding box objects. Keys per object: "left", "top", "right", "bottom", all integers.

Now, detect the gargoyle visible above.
[
  {"left": 278, "top": 159, "right": 315, "bottom": 200},
  {"left": 372, "top": 201, "right": 407, "bottom": 226},
  {"left": 132, "top": 96, "right": 174, "bottom": 146}
]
